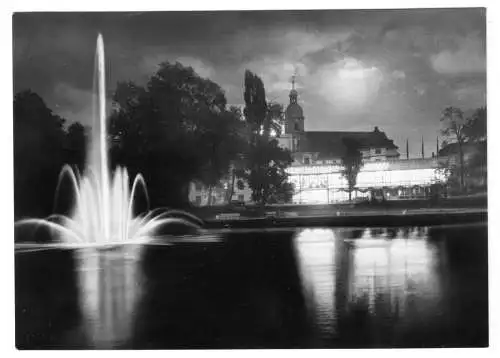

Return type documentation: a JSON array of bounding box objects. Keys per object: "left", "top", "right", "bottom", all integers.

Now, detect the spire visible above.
[
  {"left": 436, "top": 136, "right": 439, "bottom": 158},
  {"left": 289, "top": 68, "right": 299, "bottom": 104},
  {"left": 406, "top": 139, "right": 409, "bottom": 160},
  {"left": 421, "top": 136, "right": 425, "bottom": 159}
]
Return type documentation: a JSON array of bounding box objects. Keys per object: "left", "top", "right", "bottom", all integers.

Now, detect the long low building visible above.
[{"left": 286, "top": 158, "right": 447, "bottom": 204}]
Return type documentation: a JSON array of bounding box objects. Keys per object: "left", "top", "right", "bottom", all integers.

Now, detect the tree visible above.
[
  {"left": 272, "top": 182, "right": 295, "bottom": 204},
  {"left": 465, "top": 106, "right": 487, "bottom": 188},
  {"left": 65, "top": 122, "right": 88, "bottom": 173},
  {"left": 14, "top": 90, "right": 67, "bottom": 218},
  {"left": 340, "top": 138, "right": 363, "bottom": 202},
  {"left": 108, "top": 62, "right": 245, "bottom": 208},
  {"left": 440, "top": 106, "right": 468, "bottom": 191},
  {"left": 239, "top": 70, "right": 293, "bottom": 206},
  {"left": 244, "top": 138, "right": 293, "bottom": 205},
  {"left": 464, "top": 106, "right": 486, "bottom": 143}
]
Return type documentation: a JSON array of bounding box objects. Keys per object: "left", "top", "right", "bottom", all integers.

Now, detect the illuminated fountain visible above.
[{"left": 15, "top": 34, "right": 206, "bottom": 348}]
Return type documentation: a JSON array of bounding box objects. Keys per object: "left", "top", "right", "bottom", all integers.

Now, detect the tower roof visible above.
[{"left": 285, "top": 102, "right": 303, "bottom": 118}]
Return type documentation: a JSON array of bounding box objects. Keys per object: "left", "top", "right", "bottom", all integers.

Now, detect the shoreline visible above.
[{"left": 203, "top": 208, "right": 487, "bottom": 229}]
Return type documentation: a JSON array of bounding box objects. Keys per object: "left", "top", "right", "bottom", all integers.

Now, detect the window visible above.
[
  {"left": 375, "top": 148, "right": 382, "bottom": 155},
  {"left": 195, "top": 196, "right": 202, "bottom": 205},
  {"left": 294, "top": 122, "right": 300, "bottom": 131},
  {"left": 238, "top": 194, "right": 244, "bottom": 202},
  {"left": 304, "top": 156, "right": 311, "bottom": 165}
]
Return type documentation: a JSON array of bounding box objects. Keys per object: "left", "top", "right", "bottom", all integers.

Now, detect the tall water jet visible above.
[
  {"left": 15, "top": 33, "right": 207, "bottom": 348},
  {"left": 94, "top": 33, "right": 110, "bottom": 243}
]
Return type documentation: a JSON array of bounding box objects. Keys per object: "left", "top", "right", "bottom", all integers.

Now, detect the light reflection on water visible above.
[
  {"left": 294, "top": 229, "right": 337, "bottom": 339},
  {"left": 75, "top": 245, "right": 143, "bottom": 348},
  {"left": 16, "top": 224, "right": 487, "bottom": 349},
  {"left": 294, "top": 227, "right": 444, "bottom": 342}
]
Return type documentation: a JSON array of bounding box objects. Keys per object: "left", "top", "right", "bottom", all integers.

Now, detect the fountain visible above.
[
  {"left": 15, "top": 33, "right": 205, "bottom": 249},
  {"left": 15, "top": 34, "right": 207, "bottom": 348}
]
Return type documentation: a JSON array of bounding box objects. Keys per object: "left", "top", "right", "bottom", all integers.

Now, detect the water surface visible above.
[{"left": 15, "top": 223, "right": 488, "bottom": 349}]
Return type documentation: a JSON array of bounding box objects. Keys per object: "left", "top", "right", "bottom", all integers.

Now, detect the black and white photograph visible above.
[{"left": 10, "top": 4, "right": 492, "bottom": 351}]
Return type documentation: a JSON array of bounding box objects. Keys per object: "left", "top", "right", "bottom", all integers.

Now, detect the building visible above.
[
  {"left": 188, "top": 163, "right": 253, "bottom": 207},
  {"left": 189, "top": 79, "right": 447, "bottom": 207},
  {"left": 277, "top": 81, "right": 446, "bottom": 204}
]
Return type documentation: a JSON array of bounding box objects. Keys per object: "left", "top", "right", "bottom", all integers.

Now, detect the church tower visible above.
[
  {"left": 276, "top": 73, "right": 305, "bottom": 153},
  {"left": 284, "top": 74, "right": 305, "bottom": 134}
]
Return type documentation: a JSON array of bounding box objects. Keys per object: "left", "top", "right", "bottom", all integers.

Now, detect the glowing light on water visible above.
[
  {"left": 350, "top": 229, "right": 439, "bottom": 316},
  {"left": 294, "top": 228, "right": 337, "bottom": 339}
]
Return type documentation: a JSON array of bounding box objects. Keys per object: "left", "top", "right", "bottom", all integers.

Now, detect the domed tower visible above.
[{"left": 285, "top": 75, "right": 305, "bottom": 134}]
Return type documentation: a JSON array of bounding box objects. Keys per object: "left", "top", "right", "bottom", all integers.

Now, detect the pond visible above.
[{"left": 15, "top": 222, "right": 488, "bottom": 349}]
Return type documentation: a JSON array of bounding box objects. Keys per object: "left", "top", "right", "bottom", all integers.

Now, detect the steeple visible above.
[
  {"left": 284, "top": 69, "right": 305, "bottom": 135},
  {"left": 289, "top": 71, "right": 298, "bottom": 104}
]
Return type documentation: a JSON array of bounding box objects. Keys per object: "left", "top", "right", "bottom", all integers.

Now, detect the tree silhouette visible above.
[
  {"left": 13, "top": 90, "right": 66, "bottom": 218},
  {"left": 440, "top": 106, "right": 467, "bottom": 191},
  {"left": 65, "top": 122, "right": 88, "bottom": 173},
  {"left": 108, "top": 62, "right": 245, "bottom": 208},
  {"left": 341, "top": 138, "right": 363, "bottom": 202},
  {"left": 464, "top": 106, "right": 486, "bottom": 143},
  {"left": 239, "top": 70, "right": 293, "bottom": 205}
]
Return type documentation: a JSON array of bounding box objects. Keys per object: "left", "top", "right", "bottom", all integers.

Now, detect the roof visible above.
[
  {"left": 299, "top": 129, "right": 399, "bottom": 158},
  {"left": 285, "top": 103, "right": 303, "bottom": 119}
]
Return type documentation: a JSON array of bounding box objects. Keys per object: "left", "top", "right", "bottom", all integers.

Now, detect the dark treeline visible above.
[
  {"left": 14, "top": 91, "right": 87, "bottom": 218},
  {"left": 14, "top": 62, "right": 292, "bottom": 219},
  {"left": 440, "top": 106, "right": 487, "bottom": 193}
]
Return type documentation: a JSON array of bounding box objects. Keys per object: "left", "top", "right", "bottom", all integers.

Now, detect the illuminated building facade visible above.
[
  {"left": 286, "top": 158, "right": 446, "bottom": 204},
  {"left": 189, "top": 78, "right": 447, "bottom": 207},
  {"left": 277, "top": 80, "right": 447, "bottom": 204}
]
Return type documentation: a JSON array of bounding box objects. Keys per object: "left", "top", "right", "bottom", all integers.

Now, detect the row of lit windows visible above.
[{"left": 288, "top": 168, "right": 444, "bottom": 189}]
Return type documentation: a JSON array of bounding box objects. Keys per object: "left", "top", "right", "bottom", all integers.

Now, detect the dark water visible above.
[{"left": 15, "top": 223, "right": 488, "bottom": 349}]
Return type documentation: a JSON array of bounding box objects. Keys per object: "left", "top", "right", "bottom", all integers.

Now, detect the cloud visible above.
[
  {"left": 391, "top": 70, "right": 406, "bottom": 79},
  {"left": 52, "top": 83, "right": 113, "bottom": 126},
  {"left": 242, "top": 58, "right": 308, "bottom": 96},
  {"left": 236, "top": 28, "right": 354, "bottom": 103},
  {"left": 311, "top": 57, "right": 384, "bottom": 113},
  {"left": 175, "top": 56, "right": 215, "bottom": 79},
  {"left": 430, "top": 33, "right": 486, "bottom": 74},
  {"left": 413, "top": 84, "right": 427, "bottom": 96},
  {"left": 138, "top": 49, "right": 217, "bottom": 81},
  {"left": 452, "top": 84, "right": 486, "bottom": 108},
  {"left": 234, "top": 27, "right": 352, "bottom": 64}
]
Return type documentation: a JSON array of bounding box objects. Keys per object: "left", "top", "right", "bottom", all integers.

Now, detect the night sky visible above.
[{"left": 13, "top": 9, "right": 486, "bottom": 158}]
